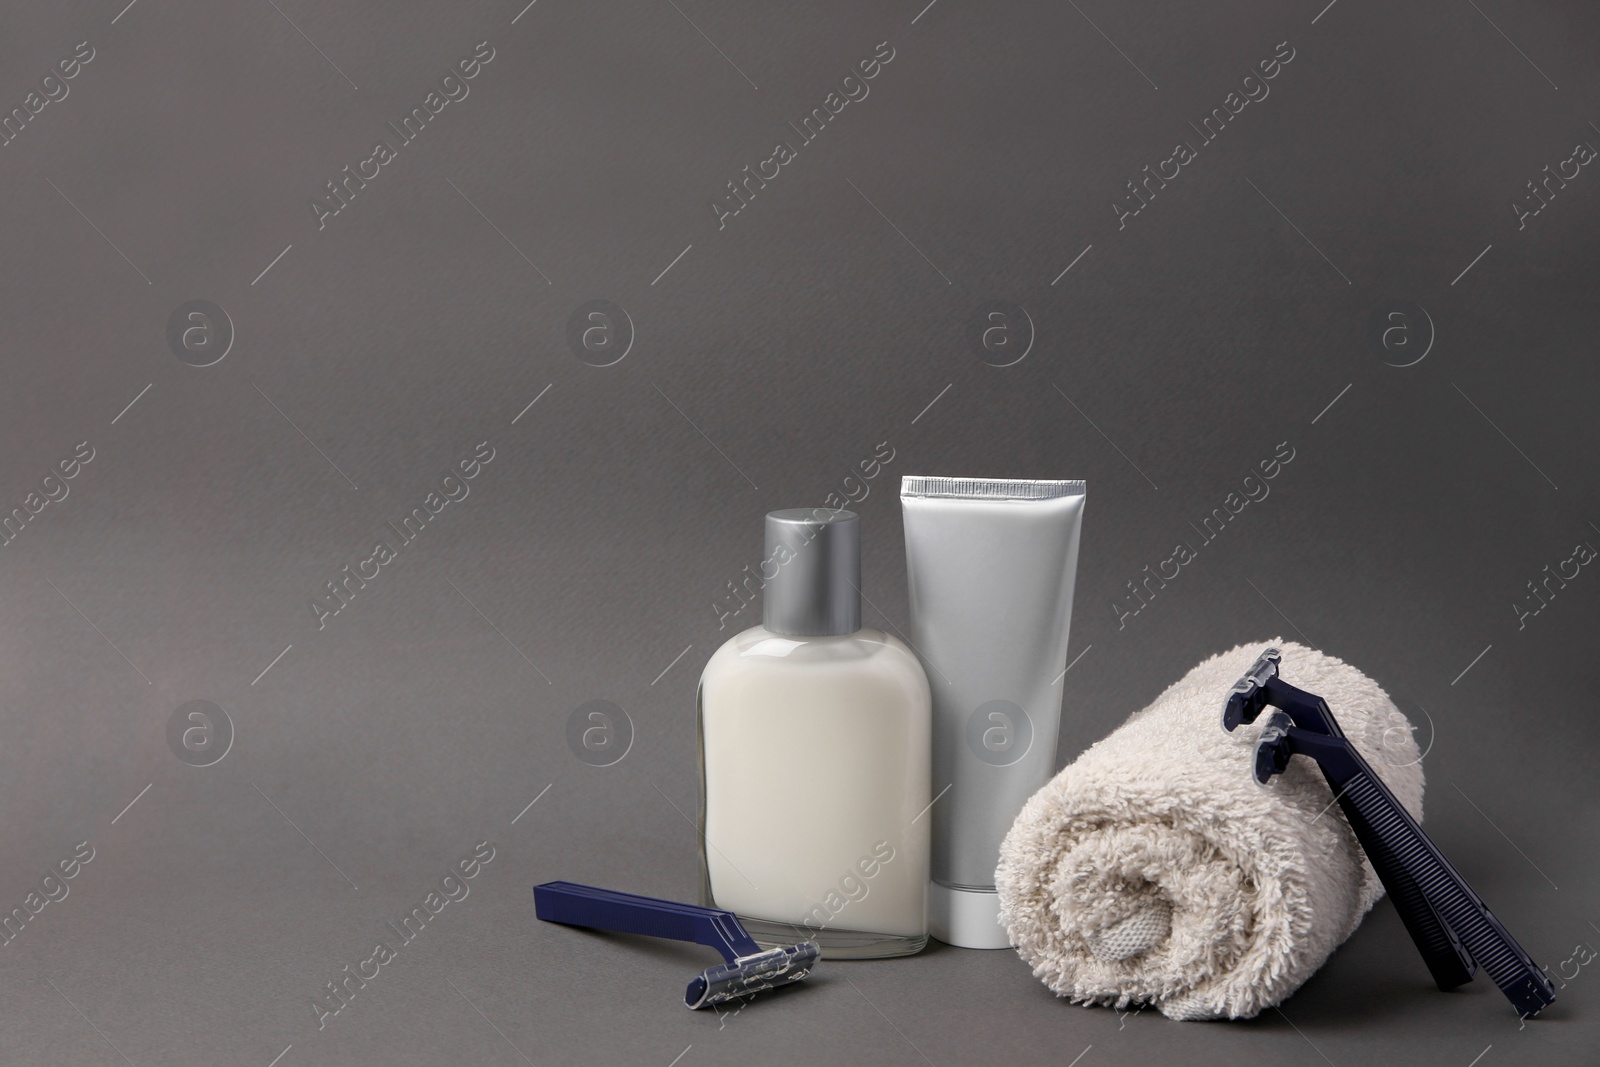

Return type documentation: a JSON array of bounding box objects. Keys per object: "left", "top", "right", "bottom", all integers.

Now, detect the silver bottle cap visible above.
[{"left": 762, "top": 509, "right": 861, "bottom": 637}]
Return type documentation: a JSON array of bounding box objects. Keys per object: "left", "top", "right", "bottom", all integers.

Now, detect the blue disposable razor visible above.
[
  {"left": 1222, "top": 647, "right": 1556, "bottom": 1018},
  {"left": 533, "top": 881, "right": 820, "bottom": 1009}
]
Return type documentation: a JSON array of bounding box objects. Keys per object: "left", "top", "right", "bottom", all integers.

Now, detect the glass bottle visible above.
[{"left": 697, "top": 509, "right": 931, "bottom": 958}]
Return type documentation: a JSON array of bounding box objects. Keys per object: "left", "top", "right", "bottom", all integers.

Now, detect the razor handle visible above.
[{"left": 1264, "top": 725, "right": 1556, "bottom": 1017}]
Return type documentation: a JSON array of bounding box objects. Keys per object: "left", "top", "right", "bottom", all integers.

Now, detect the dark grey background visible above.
[{"left": 2, "top": 0, "right": 1596, "bottom": 1064}]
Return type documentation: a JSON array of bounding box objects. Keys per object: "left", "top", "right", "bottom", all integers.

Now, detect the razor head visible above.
[
  {"left": 684, "top": 941, "right": 820, "bottom": 1010},
  {"left": 1252, "top": 709, "right": 1295, "bottom": 785},
  {"left": 1223, "top": 646, "right": 1283, "bottom": 732}
]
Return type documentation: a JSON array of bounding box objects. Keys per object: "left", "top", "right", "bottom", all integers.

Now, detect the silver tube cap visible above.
[{"left": 762, "top": 509, "right": 861, "bottom": 637}]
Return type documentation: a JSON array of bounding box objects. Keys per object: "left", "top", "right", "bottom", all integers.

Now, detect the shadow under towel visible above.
[{"left": 995, "top": 640, "right": 1424, "bottom": 1020}]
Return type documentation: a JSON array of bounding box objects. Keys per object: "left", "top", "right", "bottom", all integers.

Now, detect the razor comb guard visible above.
[
  {"left": 1223, "top": 647, "right": 1556, "bottom": 1018},
  {"left": 534, "top": 881, "right": 819, "bottom": 1009}
]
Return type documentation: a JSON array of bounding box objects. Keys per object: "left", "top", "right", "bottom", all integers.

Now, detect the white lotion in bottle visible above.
[{"left": 698, "top": 509, "right": 931, "bottom": 958}]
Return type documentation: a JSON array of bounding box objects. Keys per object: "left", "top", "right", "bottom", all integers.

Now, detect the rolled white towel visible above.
[{"left": 996, "top": 640, "right": 1424, "bottom": 1020}]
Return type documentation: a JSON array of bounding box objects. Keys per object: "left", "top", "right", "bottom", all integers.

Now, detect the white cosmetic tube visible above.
[{"left": 900, "top": 477, "right": 1085, "bottom": 948}]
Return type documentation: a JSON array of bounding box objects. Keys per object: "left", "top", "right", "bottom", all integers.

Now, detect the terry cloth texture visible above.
[{"left": 996, "top": 640, "right": 1424, "bottom": 1020}]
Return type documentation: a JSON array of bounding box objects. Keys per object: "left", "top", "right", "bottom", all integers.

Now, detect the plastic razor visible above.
[
  {"left": 1222, "top": 647, "right": 1557, "bottom": 1019},
  {"left": 533, "top": 881, "right": 820, "bottom": 1009}
]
